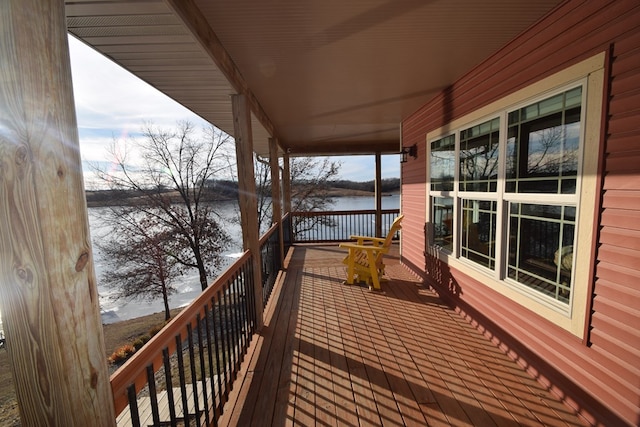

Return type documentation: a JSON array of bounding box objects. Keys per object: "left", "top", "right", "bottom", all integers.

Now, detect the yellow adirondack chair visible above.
[{"left": 339, "top": 214, "right": 404, "bottom": 290}]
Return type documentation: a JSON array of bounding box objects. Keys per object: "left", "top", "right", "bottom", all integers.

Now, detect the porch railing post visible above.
[
  {"left": 375, "top": 152, "right": 383, "bottom": 237},
  {"left": 282, "top": 153, "right": 292, "bottom": 213},
  {"left": 232, "top": 94, "right": 264, "bottom": 329},
  {"left": 283, "top": 154, "right": 293, "bottom": 242},
  {"left": 0, "top": 0, "right": 115, "bottom": 424},
  {"left": 269, "top": 137, "right": 285, "bottom": 266}
]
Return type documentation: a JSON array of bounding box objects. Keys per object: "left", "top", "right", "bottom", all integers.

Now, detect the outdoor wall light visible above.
[{"left": 400, "top": 144, "right": 418, "bottom": 163}]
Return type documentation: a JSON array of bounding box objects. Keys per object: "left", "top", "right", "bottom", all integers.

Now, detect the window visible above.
[
  {"left": 507, "top": 203, "right": 575, "bottom": 304},
  {"left": 425, "top": 53, "right": 604, "bottom": 336},
  {"left": 506, "top": 87, "right": 582, "bottom": 194},
  {"left": 432, "top": 196, "right": 453, "bottom": 252},
  {"left": 461, "top": 199, "right": 497, "bottom": 270},
  {"left": 429, "top": 86, "right": 584, "bottom": 306},
  {"left": 430, "top": 135, "right": 455, "bottom": 191},
  {"left": 460, "top": 117, "right": 500, "bottom": 192}
]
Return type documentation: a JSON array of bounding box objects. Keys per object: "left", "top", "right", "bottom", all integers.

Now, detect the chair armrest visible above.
[
  {"left": 339, "top": 243, "right": 389, "bottom": 253},
  {"left": 348, "top": 235, "right": 386, "bottom": 245}
]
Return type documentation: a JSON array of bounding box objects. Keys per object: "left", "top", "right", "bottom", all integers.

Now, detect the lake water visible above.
[
  {"left": 0, "top": 195, "right": 399, "bottom": 327},
  {"left": 89, "top": 199, "right": 244, "bottom": 324}
]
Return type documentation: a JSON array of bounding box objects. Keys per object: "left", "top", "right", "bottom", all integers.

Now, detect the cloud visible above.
[
  {"left": 329, "top": 155, "right": 400, "bottom": 181},
  {"left": 69, "top": 35, "right": 208, "bottom": 162}
]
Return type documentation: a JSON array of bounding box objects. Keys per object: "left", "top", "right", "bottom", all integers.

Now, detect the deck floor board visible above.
[{"left": 220, "top": 244, "right": 587, "bottom": 427}]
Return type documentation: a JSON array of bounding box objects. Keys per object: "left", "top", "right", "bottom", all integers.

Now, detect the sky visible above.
[{"left": 68, "top": 36, "right": 400, "bottom": 184}]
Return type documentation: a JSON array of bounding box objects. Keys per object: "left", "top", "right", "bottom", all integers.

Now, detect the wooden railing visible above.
[
  {"left": 110, "top": 251, "right": 256, "bottom": 426},
  {"left": 259, "top": 219, "right": 283, "bottom": 306},
  {"left": 109, "top": 210, "right": 399, "bottom": 426},
  {"left": 290, "top": 209, "right": 400, "bottom": 243}
]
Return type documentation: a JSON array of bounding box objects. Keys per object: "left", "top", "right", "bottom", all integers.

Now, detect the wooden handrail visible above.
[
  {"left": 110, "top": 251, "right": 251, "bottom": 414},
  {"left": 258, "top": 220, "right": 280, "bottom": 246},
  {"left": 290, "top": 209, "right": 398, "bottom": 217}
]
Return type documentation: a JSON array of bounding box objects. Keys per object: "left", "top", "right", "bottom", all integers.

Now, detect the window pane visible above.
[
  {"left": 460, "top": 118, "right": 500, "bottom": 192},
  {"left": 508, "top": 203, "right": 575, "bottom": 303},
  {"left": 432, "top": 196, "right": 453, "bottom": 252},
  {"left": 506, "top": 88, "right": 582, "bottom": 194},
  {"left": 461, "top": 199, "right": 497, "bottom": 269},
  {"left": 430, "top": 135, "right": 455, "bottom": 191}
]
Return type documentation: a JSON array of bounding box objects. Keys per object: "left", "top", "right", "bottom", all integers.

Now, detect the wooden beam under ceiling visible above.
[
  {"left": 166, "top": 0, "right": 276, "bottom": 141},
  {"left": 285, "top": 139, "right": 400, "bottom": 156}
]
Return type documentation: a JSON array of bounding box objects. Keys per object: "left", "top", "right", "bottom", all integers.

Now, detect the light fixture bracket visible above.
[{"left": 400, "top": 144, "right": 418, "bottom": 163}]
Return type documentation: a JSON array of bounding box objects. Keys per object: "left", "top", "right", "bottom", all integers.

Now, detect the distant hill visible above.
[
  {"left": 330, "top": 178, "right": 400, "bottom": 194},
  {"left": 85, "top": 178, "right": 400, "bottom": 207}
]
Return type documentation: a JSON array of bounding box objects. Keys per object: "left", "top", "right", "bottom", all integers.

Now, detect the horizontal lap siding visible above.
[
  {"left": 400, "top": 116, "right": 427, "bottom": 271},
  {"left": 595, "top": 10, "right": 640, "bottom": 426},
  {"left": 400, "top": 0, "right": 640, "bottom": 425}
]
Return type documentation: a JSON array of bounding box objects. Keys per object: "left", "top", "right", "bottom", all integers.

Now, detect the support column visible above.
[
  {"left": 0, "top": 0, "right": 115, "bottom": 425},
  {"left": 269, "top": 138, "right": 285, "bottom": 264},
  {"left": 232, "top": 94, "right": 264, "bottom": 329},
  {"left": 282, "top": 153, "right": 292, "bottom": 214},
  {"left": 375, "top": 152, "right": 383, "bottom": 237}
]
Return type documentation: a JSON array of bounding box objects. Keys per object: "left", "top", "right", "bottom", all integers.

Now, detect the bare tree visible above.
[
  {"left": 254, "top": 155, "right": 341, "bottom": 235},
  {"left": 95, "top": 121, "right": 233, "bottom": 291},
  {"left": 98, "top": 210, "right": 179, "bottom": 321},
  {"left": 460, "top": 139, "right": 499, "bottom": 184},
  {"left": 507, "top": 124, "right": 579, "bottom": 187},
  {"left": 254, "top": 155, "right": 274, "bottom": 234}
]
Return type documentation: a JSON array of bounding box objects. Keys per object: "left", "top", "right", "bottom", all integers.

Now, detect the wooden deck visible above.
[{"left": 220, "top": 244, "right": 587, "bottom": 427}]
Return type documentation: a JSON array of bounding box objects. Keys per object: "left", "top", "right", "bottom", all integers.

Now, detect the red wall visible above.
[
  {"left": 400, "top": 121, "right": 426, "bottom": 272},
  {"left": 400, "top": 1, "right": 640, "bottom": 425}
]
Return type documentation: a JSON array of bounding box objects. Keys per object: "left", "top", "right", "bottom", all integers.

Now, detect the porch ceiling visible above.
[{"left": 65, "top": 0, "right": 562, "bottom": 157}]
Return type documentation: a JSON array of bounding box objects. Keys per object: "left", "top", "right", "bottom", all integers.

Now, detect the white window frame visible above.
[{"left": 425, "top": 53, "right": 605, "bottom": 338}]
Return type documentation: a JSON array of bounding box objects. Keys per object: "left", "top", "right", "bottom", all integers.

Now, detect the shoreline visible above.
[{"left": 86, "top": 188, "right": 399, "bottom": 208}]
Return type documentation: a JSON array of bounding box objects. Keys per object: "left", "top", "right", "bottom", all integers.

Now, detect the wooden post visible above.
[
  {"left": 375, "top": 152, "right": 383, "bottom": 237},
  {"left": 282, "top": 153, "right": 292, "bottom": 214},
  {"left": 0, "top": 0, "right": 115, "bottom": 425},
  {"left": 232, "top": 94, "right": 264, "bottom": 329},
  {"left": 269, "top": 138, "right": 285, "bottom": 264}
]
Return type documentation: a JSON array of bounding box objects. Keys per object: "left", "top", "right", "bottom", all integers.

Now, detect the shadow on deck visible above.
[{"left": 220, "top": 244, "right": 587, "bottom": 426}]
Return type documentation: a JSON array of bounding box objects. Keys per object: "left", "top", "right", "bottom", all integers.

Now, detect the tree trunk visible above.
[
  {"left": 162, "top": 284, "right": 171, "bottom": 321},
  {"left": 196, "top": 259, "right": 208, "bottom": 291}
]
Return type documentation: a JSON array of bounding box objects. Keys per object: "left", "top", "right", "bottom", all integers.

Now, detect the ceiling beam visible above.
[
  {"left": 165, "top": 0, "right": 276, "bottom": 140},
  {"left": 285, "top": 139, "right": 400, "bottom": 156}
]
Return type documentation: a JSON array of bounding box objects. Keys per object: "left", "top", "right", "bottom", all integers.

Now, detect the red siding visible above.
[
  {"left": 400, "top": 1, "right": 640, "bottom": 425},
  {"left": 400, "top": 119, "right": 427, "bottom": 271}
]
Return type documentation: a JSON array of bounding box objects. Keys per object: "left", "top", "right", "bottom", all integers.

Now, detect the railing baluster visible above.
[
  {"left": 222, "top": 285, "right": 233, "bottom": 386},
  {"left": 203, "top": 305, "right": 219, "bottom": 426},
  {"left": 211, "top": 296, "right": 224, "bottom": 415},
  {"left": 232, "top": 277, "right": 241, "bottom": 371},
  {"left": 162, "top": 347, "right": 178, "bottom": 427},
  {"left": 127, "top": 384, "right": 141, "bottom": 427},
  {"left": 225, "top": 283, "right": 239, "bottom": 375},
  {"left": 237, "top": 275, "right": 246, "bottom": 358},
  {"left": 245, "top": 260, "right": 256, "bottom": 332},
  {"left": 332, "top": 212, "right": 335, "bottom": 240},
  {"left": 147, "top": 364, "right": 161, "bottom": 427},
  {"left": 196, "top": 313, "right": 211, "bottom": 426},
  {"left": 234, "top": 271, "right": 247, "bottom": 355},
  {"left": 175, "top": 334, "right": 190, "bottom": 425},
  {"left": 187, "top": 323, "right": 201, "bottom": 425},
  {"left": 217, "top": 289, "right": 229, "bottom": 399}
]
